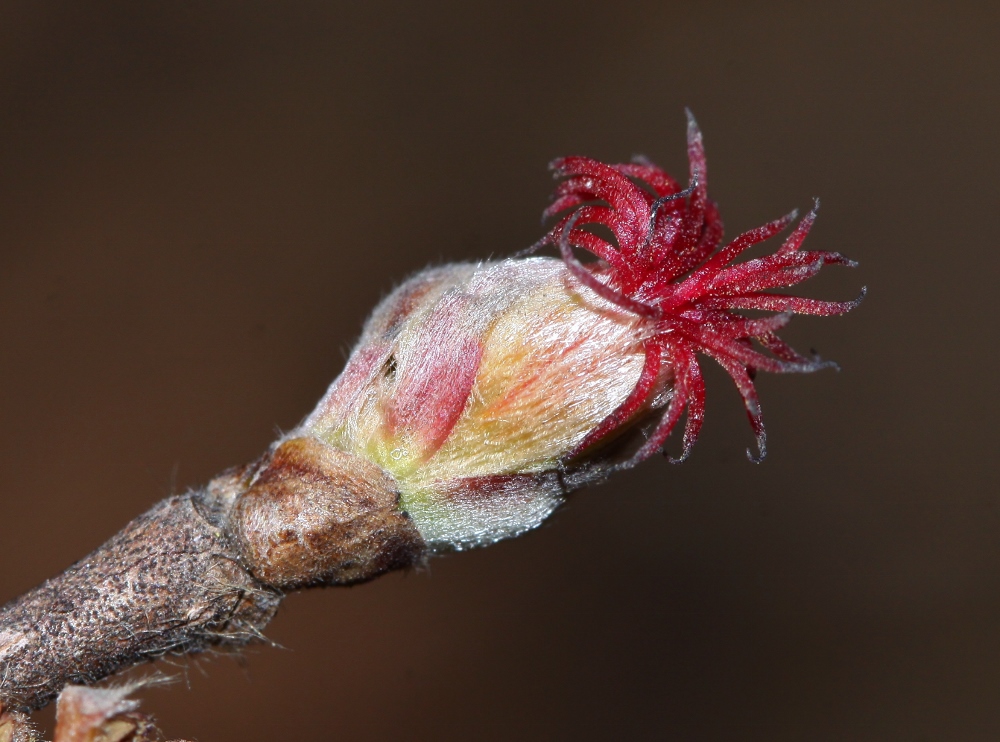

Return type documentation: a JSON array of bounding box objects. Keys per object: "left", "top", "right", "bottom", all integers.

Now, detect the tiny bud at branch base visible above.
[{"left": 228, "top": 437, "right": 424, "bottom": 589}]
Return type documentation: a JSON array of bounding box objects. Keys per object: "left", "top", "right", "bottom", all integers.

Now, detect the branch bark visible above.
[{"left": 0, "top": 437, "right": 426, "bottom": 712}]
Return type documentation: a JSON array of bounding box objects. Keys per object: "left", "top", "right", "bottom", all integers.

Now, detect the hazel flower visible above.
[
  {"left": 0, "top": 113, "right": 864, "bottom": 713},
  {"left": 288, "top": 112, "right": 863, "bottom": 553}
]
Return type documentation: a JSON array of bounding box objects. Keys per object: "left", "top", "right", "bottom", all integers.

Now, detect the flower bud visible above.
[
  {"left": 0, "top": 116, "right": 864, "bottom": 716},
  {"left": 297, "top": 257, "right": 656, "bottom": 550},
  {"left": 274, "top": 112, "right": 861, "bottom": 556}
]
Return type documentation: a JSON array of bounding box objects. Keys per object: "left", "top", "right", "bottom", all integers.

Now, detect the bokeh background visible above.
[{"left": 0, "top": 2, "right": 996, "bottom": 740}]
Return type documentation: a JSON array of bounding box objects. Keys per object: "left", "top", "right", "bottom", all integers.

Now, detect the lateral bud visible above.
[{"left": 227, "top": 437, "right": 425, "bottom": 590}]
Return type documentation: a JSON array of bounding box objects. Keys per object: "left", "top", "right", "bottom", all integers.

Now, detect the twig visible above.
[{"left": 0, "top": 441, "right": 424, "bottom": 712}]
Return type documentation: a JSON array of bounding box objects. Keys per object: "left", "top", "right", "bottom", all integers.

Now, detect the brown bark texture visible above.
[{"left": 0, "top": 436, "right": 426, "bottom": 713}]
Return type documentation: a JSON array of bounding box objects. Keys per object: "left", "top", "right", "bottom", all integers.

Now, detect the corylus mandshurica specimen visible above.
[{"left": 0, "top": 112, "right": 863, "bottom": 720}]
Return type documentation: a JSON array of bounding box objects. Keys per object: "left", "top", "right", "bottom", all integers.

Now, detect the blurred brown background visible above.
[{"left": 0, "top": 1, "right": 996, "bottom": 740}]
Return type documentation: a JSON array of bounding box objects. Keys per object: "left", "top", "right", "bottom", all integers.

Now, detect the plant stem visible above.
[
  {"left": 0, "top": 437, "right": 426, "bottom": 712},
  {"left": 0, "top": 489, "right": 279, "bottom": 712}
]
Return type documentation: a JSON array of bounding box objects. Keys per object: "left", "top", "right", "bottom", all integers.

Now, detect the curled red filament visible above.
[{"left": 542, "top": 111, "right": 864, "bottom": 464}]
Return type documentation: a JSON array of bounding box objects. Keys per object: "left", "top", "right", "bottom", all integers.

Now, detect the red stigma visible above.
[{"left": 542, "top": 111, "right": 864, "bottom": 464}]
